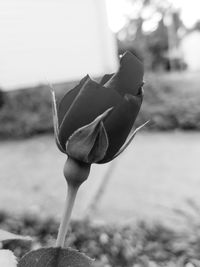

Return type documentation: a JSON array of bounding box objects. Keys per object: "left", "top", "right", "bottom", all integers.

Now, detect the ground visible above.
[{"left": 1, "top": 132, "right": 200, "bottom": 231}]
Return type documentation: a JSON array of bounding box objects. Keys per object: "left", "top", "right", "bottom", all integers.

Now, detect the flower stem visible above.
[
  {"left": 56, "top": 184, "right": 79, "bottom": 248},
  {"left": 56, "top": 157, "right": 90, "bottom": 248}
]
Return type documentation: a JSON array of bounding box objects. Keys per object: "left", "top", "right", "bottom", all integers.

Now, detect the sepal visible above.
[
  {"left": 50, "top": 86, "right": 66, "bottom": 153},
  {"left": 66, "top": 108, "right": 113, "bottom": 163},
  {"left": 112, "top": 120, "right": 150, "bottom": 159}
]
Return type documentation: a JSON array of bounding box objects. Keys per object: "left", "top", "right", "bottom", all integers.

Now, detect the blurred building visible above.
[
  {"left": 180, "top": 30, "right": 200, "bottom": 71},
  {"left": 0, "top": 0, "right": 118, "bottom": 90}
]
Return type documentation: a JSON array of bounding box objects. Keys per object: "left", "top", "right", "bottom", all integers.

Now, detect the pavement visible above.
[{"left": 0, "top": 132, "right": 200, "bottom": 231}]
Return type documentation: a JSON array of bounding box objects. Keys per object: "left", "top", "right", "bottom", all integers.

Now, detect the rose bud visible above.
[
  {"left": 51, "top": 51, "right": 146, "bottom": 166},
  {"left": 51, "top": 51, "right": 148, "bottom": 248}
]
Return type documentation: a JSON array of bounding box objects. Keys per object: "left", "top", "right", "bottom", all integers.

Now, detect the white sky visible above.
[{"left": 106, "top": 0, "right": 200, "bottom": 32}]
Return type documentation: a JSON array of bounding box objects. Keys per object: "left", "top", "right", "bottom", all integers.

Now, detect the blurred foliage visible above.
[
  {"left": 117, "top": 0, "right": 187, "bottom": 71},
  {"left": 0, "top": 72, "right": 200, "bottom": 139},
  {"left": 1, "top": 212, "right": 200, "bottom": 266},
  {"left": 193, "top": 20, "right": 200, "bottom": 31},
  {"left": 0, "top": 89, "right": 5, "bottom": 109},
  {"left": 0, "top": 82, "right": 71, "bottom": 139},
  {"left": 0, "top": 86, "right": 52, "bottom": 138},
  {"left": 140, "top": 72, "right": 200, "bottom": 130}
]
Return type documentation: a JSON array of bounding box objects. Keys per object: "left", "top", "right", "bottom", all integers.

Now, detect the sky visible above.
[{"left": 106, "top": 0, "right": 200, "bottom": 32}]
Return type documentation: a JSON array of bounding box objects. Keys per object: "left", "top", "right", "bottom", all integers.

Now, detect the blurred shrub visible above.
[
  {"left": 0, "top": 89, "right": 5, "bottom": 108},
  {"left": 0, "top": 72, "right": 200, "bottom": 139},
  {"left": 0, "top": 86, "right": 52, "bottom": 138},
  {"left": 1, "top": 212, "right": 200, "bottom": 267},
  {"left": 139, "top": 72, "right": 200, "bottom": 131},
  {"left": 0, "top": 82, "right": 75, "bottom": 139}
]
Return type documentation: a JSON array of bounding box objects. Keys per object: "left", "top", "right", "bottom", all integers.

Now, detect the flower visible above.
[
  {"left": 51, "top": 51, "right": 146, "bottom": 248},
  {"left": 51, "top": 51, "right": 145, "bottom": 164}
]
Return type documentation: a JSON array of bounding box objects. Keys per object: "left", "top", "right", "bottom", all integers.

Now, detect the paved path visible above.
[{"left": 0, "top": 132, "right": 200, "bottom": 230}]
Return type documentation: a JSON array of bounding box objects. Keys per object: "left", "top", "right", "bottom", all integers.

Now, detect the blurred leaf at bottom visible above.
[{"left": 18, "top": 247, "right": 94, "bottom": 267}]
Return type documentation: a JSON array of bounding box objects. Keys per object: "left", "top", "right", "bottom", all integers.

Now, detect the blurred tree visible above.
[
  {"left": 193, "top": 20, "right": 200, "bottom": 31},
  {"left": 117, "top": 0, "right": 186, "bottom": 71},
  {"left": 0, "top": 90, "right": 4, "bottom": 108}
]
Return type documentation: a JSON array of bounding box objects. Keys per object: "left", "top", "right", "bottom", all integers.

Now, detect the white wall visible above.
[
  {"left": 180, "top": 31, "right": 200, "bottom": 71},
  {"left": 0, "top": 0, "right": 118, "bottom": 89}
]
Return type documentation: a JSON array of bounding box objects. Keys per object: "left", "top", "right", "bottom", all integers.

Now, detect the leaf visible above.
[
  {"left": 0, "top": 229, "right": 32, "bottom": 242},
  {"left": 0, "top": 250, "right": 17, "bottom": 267},
  {"left": 18, "top": 247, "right": 94, "bottom": 267}
]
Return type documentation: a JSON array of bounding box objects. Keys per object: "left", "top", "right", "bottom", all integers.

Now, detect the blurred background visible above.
[{"left": 0, "top": 0, "right": 200, "bottom": 266}]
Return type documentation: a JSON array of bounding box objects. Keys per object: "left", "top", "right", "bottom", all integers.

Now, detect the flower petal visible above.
[
  {"left": 66, "top": 108, "right": 112, "bottom": 163},
  {"left": 98, "top": 92, "right": 143, "bottom": 163},
  {"left": 58, "top": 77, "right": 123, "bottom": 150},
  {"left": 58, "top": 75, "right": 89, "bottom": 126},
  {"left": 105, "top": 51, "right": 144, "bottom": 96}
]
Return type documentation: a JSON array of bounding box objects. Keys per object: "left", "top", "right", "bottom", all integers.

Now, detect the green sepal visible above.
[
  {"left": 49, "top": 85, "right": 66, "bottom": 153},
  {"left": 112, "top": 120, "right": 150, "bottom": 160},
  {"left": 66, "top": 108, "right": 113, "bottom": 163}
]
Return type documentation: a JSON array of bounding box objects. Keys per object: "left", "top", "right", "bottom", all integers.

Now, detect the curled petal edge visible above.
[
  {"left": 137, "top": 82, "right": 144, "bottom": 97},
  {"left": 111, "top": 120, "right": 150, "bottom": 160},
  {"left": 66, "top": 108, "right": 113, "bottom": 163},
  {"left": 50, "top": 86, "right": 66, "bottom": 153}
]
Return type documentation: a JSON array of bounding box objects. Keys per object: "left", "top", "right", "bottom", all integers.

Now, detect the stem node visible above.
[{"left": 56, "top": 157, "right": 91, "bottom": 248}]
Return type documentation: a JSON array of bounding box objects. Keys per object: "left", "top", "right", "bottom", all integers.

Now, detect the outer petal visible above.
[
  {"left": 98, "top": 92, "right": 143, "bottom": 163},
  {"left": 105, "top": 51, "right": 144, "bottom": 96},
  {"left": 58, "top": 77, "right": 123, "bottom": 150},
  {"left": 58, "top": 75, "right": 89, "bottom": 126}
]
